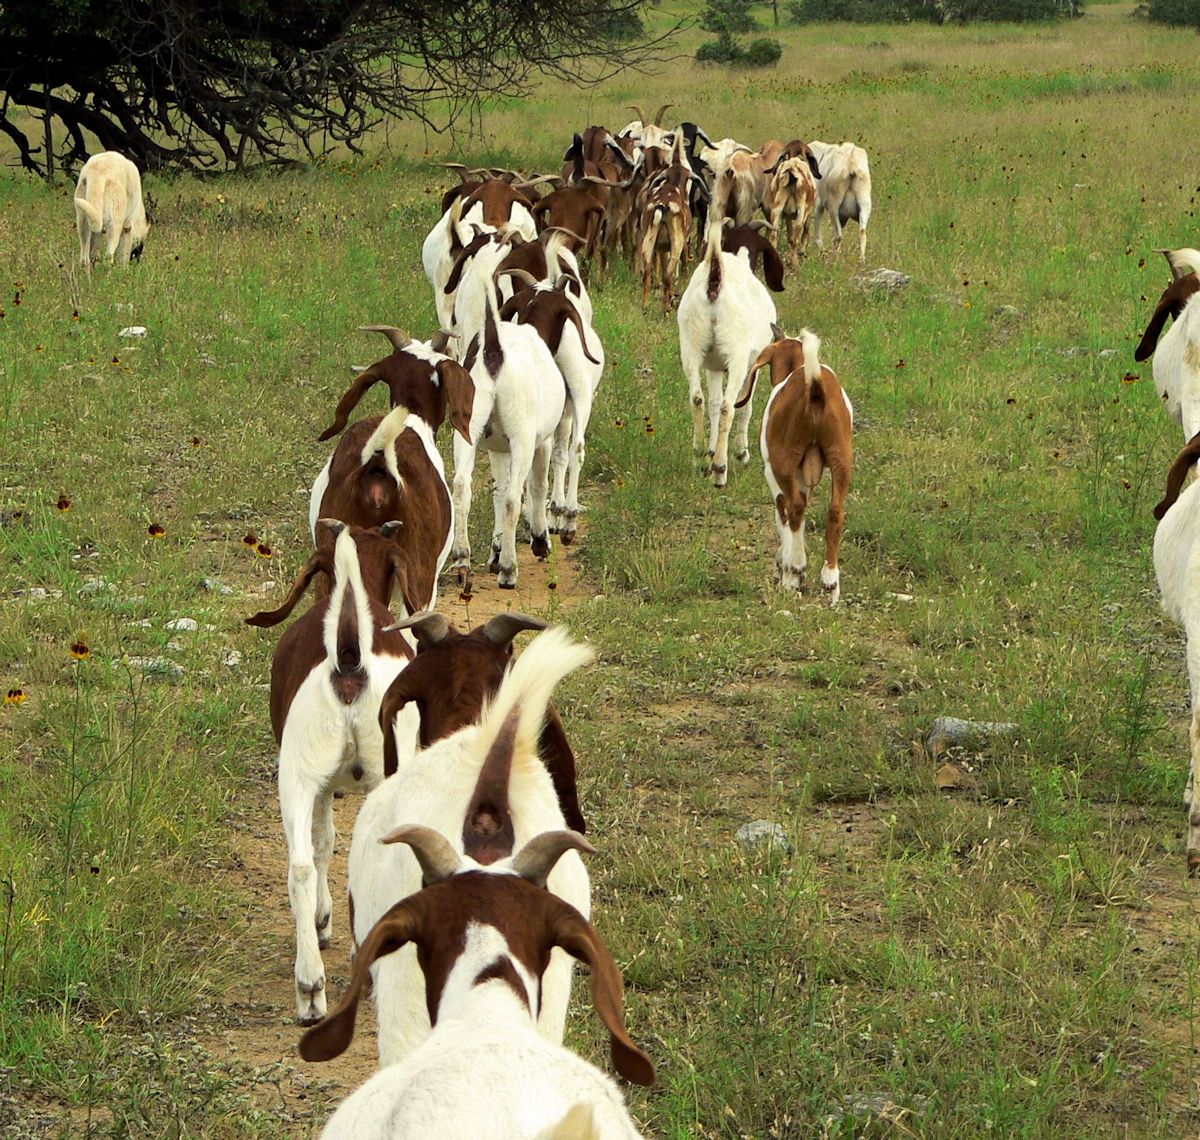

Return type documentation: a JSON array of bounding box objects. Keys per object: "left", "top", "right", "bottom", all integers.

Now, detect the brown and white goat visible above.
[
  {"left": 377, "top": 611, "right": 586, "bottom": 833},
  {"left": 530, "top": 187, "right": 606, "bottom": 262},
  {"left": 345, "top": 625, "right": 596, "bottom": 1067},
  {"left": 311, "top": 327, "right": 475, "bottom": 615},
  {"left": 639, "top": 181, "right": 692, "bottom": 311},
  {"left": 735, "top": 330, "right": 854, "bottom": 604},
  {"left": 245, "top": 522, "right": 420, "bottom": 1025},
  {"left": 722, "top": 222, "right": 786, "bottom": 293},
  {"left": 763, "top": 156, "right": 818, "bottom": 270},
  {"left": 303, "top": 827, "right": 652, "bottom": 1139}
]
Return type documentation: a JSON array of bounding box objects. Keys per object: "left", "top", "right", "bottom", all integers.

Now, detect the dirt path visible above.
[{"left": 207, "top": 530, "right": 597, "bottom": 1127}]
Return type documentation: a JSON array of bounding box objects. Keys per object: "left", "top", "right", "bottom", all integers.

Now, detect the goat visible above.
[
  {"left": 74, "top": 151, "right": 149, "bottom": 271},
  {"left": 300, "top": 826, "right": 654, "bottom": 1139},
  {"left": 531, "top": 188, "right": 607, "bottom": 262},
  {"left": 735, "top": 331, "right": 854, "bottom": 604},
  {"left": 449, "top": 248, "right": 566, "bottom": 587},
  {"left": 245, "top": 522, "right": 420, "bottom": 1025},
  {"left": 762, "top": 156, "right": 818, "bottom": 271},
  {"left": 1151, "top": 430, "right": 1200, "bottom": 874},
  {"left": 498, "top": 272, "right": 604, "bottom": 543},
  {"left": 1135, "top": 249, "right": 1200, "bottom": 442},
  {"left": 345, "top": 625, "right": 596, "bottom": 1066},
  {"left": 638, "top": 180, "right": 691, "bottom": 311},
  {"left": 677, "top": 222, "right": 779, "bottom": 487},
  {"left": 309, "top": 328, "right": 475, "bottom": 614},
  {"left": 806, "top": 140, "right": 872, "bottom": 264},
  {"left": 376, "top": 611, "right": 586, "bottom": 833}
]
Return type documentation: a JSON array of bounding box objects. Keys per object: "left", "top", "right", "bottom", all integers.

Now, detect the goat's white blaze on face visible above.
[{"left": 440, "top": 919, "right": 540, "bottom": 1019}]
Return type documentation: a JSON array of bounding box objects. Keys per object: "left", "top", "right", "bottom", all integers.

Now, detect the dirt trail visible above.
[{"left": 208, "top": 532, "right": 597, "bottom": 1127}]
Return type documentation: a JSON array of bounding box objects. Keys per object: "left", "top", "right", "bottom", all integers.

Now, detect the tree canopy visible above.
[{"left": 0, "top": 0, "right": 661, "bottom": 175}]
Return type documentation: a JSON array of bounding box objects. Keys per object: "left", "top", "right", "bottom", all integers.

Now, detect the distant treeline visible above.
[{"left": 786, "top": 0, "right": 1082, "bottom": 21}]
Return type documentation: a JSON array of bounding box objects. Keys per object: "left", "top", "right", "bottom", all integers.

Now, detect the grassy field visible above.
[{"left": 4, "top": 2, "right": 1200, "bottom": 1135}]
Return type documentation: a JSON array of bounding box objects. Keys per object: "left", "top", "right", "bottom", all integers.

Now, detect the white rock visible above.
[
  {"left": 736, "top": 820, "right": 792, "bottom": 855},
  {"left": 122, "top": 656, "right": 185, "bottom": 679},
  {"left": 165, "top": 617, "right": 199, "bottom": 632},
  {"left": 221, "top": 650, "right": 244, "bottom": 669},
  {"left": 201, "top": 577, "right": 234, "bottom": 596},
  {"left": 927, "top": 716, "right": 1018, "bottom": 751},
  {"left": 119, "top": 326, "right": 148, "bottom": 338}
]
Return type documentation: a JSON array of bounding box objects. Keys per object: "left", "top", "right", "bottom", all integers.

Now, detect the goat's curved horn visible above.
[
  {"left": 379, "top": 520, "right": 403, "bottom": 539},
  {"left": 383, "top": 611, "right": 453, "bottom": 647},
  {"left": 437, "top": 162, "right": 468, "bottom": 170},
  {"left": 749, "top": 219, "right": 772, "bottom": 233},
  {"left": 481, "top": 612, "right": 548, "bottom": 646},
  {"left": 652, "top": 103, "right": 673, "bottom": 126},
  {"left": 359, "top": 325, "right": 411, "bottom": 350},
  {"left": 317, "top": 518, "right": 347, "bottom": 538},
  {"left": 497, "top": 267, "right": 541, "bottom": 287},
  {"left": 430, "top": 328, "right": 453, "bottom": 354},
  {"left": 380, "top": 825, "right": 461, "bottom": 885},
  {"left": 1158, "top": 248, "right": 1200, "bottom": 282},
  {"left": 627, "top": 104, "right": 648, "bottom": 124},
  {"left": 511, "top": 830, "right": 596, "bottom": 887}
]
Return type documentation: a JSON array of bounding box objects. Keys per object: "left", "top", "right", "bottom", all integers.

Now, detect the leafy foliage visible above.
[
  {"left": 1147, "top": 0, "right": 1200, "bottom": 26},
  {"left": 788, "top": 0, "right": 1080, "bottom": 20},
  {"left": 0, "top": 0, "right": 665, "bottom": 175}
]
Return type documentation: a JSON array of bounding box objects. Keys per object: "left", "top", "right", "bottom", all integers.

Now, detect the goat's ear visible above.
[
  {"left": 388, "top": 548, "right": 420, "bottom": 619},
  {"left": 318, "top": 366, "right": 383, "bottom": 441},
  {"left": 245, "top": 552, "right": 328, "bottom": 626},
  {"left": 298, "top": 902, "right": 420, "bottom": 1062},
  {"left": 761, "top": 239, "right": 786, "bottom": 293},
  {"left": 1154, "top": 430, "right": 1200, "bottom": 521},
  {"left": 806, "top": 150, "right": 822, "bottom": 180},
  {"left": 552, "top": 912, "right": 656, "bottom": 1087},
  {"left": 735, "top": 344, "right": 776, "bottom": 408},
  {"left": 436, "top": 359, "right": 475, "bottom": 443},
  {"left": 1135, "top": 280, "right": 1196, "bottom": 362},
  {"left": 378, "top": 668, "right": 426, "bottom": 777},
  {"left": 539, "top": 705, "right": 587, "bottom": 833}
]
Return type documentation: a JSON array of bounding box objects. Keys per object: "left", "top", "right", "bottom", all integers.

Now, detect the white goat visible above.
[
  {"left": 348, "top": 624, "right": 592, "bottom": 1065},
  {"left": 74, "top": 151, "right": 149, "bottom": 271},
  {"left": 806, "top": 140, "right": 872, "bottom": 264},
  {"left": 677, "top": 222, "right": 778, "bottom": 487},
  {"left": 449, "top": 249, "right": 566, "bottom": 587},
  {"left": 1135, "top": 249, "right": 1200, "bottom": 442},
  {"left": 1153, "top": 431, "right": 1200, "bottom": 875},
  {"left": 301, "top": 825, "right": 654, "bottom": 1140},
  {"left": 245, "top": 524, "right": 420, "bottom": 1024}
]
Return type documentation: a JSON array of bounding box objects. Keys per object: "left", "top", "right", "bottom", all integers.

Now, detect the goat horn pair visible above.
[
  {"left": 497, "top": 267, "right": 542, "bottom": 287},
  {"left": 383, "top": 610, "right": 451, "bottom": 646},
  {"left": 359, "top": 325, "right": 411, "bottom": 350},
  {"left": 653, "top": 103, "right": 673, "bottom": 126},
  {"left": 541, "top": 225, "right": 589, "bottom": 247},
  {"left": 381, "top": 824, "right": 593, "bottom": 889}
]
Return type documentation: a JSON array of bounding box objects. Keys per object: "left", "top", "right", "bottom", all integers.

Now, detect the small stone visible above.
[
  {"left": 736, "top": 820, "right": 792, "bottom": 855},
  {"left": 129, "top": 619, "right": 153, "bottom": 629},
  {"left": 885, "top": 592, "right": 914, "bottom": 603},
  {"left": 166, "top": 617, "right": 199, "bottom": 632},
  {"left": 201, "top": 577, "right": 234, "bottom": 595},
  {"left": 14, "top": 587, "right": 49, "bottom": 599},
  {"left": 1098, "top": 348, "right": 1119, "bottom": 359},
  {"left": 222, "top": 650, "right": 244, "bottom": 668},
  {"left": 164, "top": 640, "right": 186, "bottom": 653},
  {"left": 256, "top": 581, "right": 276, "bottom": 594},
  {"left": 80, "top": 576, "right": 115, "bottom": 596},
  {"left": 853, "top": 267, "right": 910, "bottom": 292},
  {"left": 119, "top": 326, "right": 148, "bottom": 338}
]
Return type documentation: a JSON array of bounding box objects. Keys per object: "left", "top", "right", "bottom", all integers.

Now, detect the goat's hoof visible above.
[
  {"left": 711, "top": 465, "right": 727, "bottom": 488},
  {"left": 316, "top": 914, "right": 332, "bottom": 950},
  {"left": 531, "top": 534, "right": 550, "bottom": 559},
  {"left": 296, "top": 977, "right": 327, "bottom": 1025},
  {"left": 497, "top": 575, "right": 517, "bottom": 591},
  {"left": 559, "top": 528, "right": 576, "bottom": 546},
  {"left": 736, "top": 449, "right": 751, "bottom": 465},
  {"left": 486, "top": 549, "right": 501, "bottom": 574},
  {"left": 1188, "top": 851, "right": 1200, "bottom": 878}
]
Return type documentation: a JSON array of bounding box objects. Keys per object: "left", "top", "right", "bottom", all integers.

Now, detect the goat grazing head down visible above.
[{"left": 299, "top": 824, "right": 655, "bottom": 1087}]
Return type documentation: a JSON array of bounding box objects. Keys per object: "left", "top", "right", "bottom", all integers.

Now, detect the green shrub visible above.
[
  {"left": 742, "top": 37, "right": 784, "bottom": 64},
  {"left": 696, "top": 36, "right": 742, "bottom": 61},
  {"left": 595, "top": 8, "right": 647, "bottom": 40},
  {"left": 1148, "top": 0, "right": 1200, "bottom": 26},
  {"left": 788, "top": 0, "right": 1078, "bottom": 20}
]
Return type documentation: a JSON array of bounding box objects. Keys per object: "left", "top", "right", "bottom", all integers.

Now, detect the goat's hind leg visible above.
[
  {"left": 313, "top": 789, "right": 336, "bottom": 949},
  {"left": 279, "top": 758, "right": 326, "bottom": 1025},
  {"left": 1185, "top": 625, "right": 1200, "bottom": 874}
]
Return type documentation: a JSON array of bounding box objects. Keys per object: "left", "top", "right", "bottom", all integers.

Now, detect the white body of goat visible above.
[
  {"left": 806, "top": 140, "right": 872, "bottom": 264},
  {"left": 1154, "top": 466, "right": 1200, "bottom": 872},
  {"left": 449, "top": 254, "right": 566, "bottom": 587},
  {"left": 677, "top": 225, "right": 778, "bottom": 487},
  {"left": 348, "top": 627, "right": 591, "bottom": 1066},
  {"left": 74, "top": 151, "right": 149, "bottom": 270}
]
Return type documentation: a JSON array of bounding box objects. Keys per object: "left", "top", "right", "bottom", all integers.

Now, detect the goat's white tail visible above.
[
  {"left": 359, "top": 404, "right": 409, "bottom": 491},
  {"left": 533, "top": 1104, "right": 600, "bottom": 1140},
  {"left": 800, "top": 329, "right": 822, "bottom": 384},
  {"left": 323, "top": 526, "right": 374, "bottom": 666},
  {"left": 471, "top": 627, "right": 594, "bottom": 779},
  {"left": 74, "top": 193, "right": 104, "bottom": 231}
]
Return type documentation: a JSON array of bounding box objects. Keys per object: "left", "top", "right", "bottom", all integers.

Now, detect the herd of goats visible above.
[
  {"left": 229, "top": 106, "right": 876, "bottom": 1136},
  {"left": 65, "top": 103, "right": 1200, "bottom": 1136}
]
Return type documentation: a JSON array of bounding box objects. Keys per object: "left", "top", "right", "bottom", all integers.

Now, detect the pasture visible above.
[{"left": 3, "top": 2, "right": 1200, "bottom": 1134}]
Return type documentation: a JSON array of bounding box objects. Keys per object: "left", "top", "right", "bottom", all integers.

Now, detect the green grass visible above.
[{"left": 4, "top": 2, "right": 1200, "bottom": 1135}]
